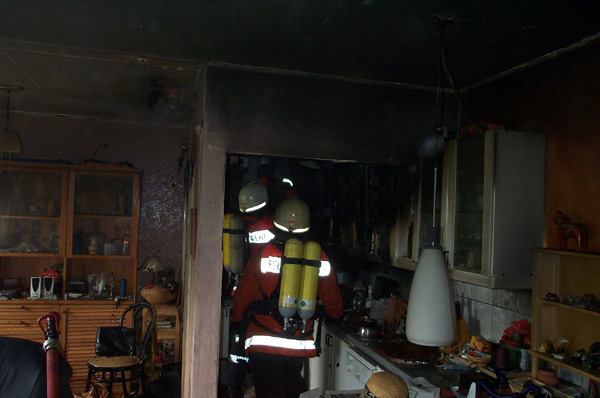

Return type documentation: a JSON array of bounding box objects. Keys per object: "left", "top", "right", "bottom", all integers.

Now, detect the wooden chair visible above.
[{"left": 85, "top": 303, "right": 155, "bottom": 397}]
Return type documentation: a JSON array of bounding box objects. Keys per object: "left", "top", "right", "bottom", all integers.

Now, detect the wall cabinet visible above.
[
  {"left": 441, "top": 130, "right": 546, "bottom": 288},
  {"left": 530, "top": 249, "right": 600, "bottom": 384},
  {"left": 0, "top": 161, "right": 140, "bottom": 297}
]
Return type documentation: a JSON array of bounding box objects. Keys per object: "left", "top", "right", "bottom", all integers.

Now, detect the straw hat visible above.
[{"left": 360, "top": 371, "right": 408, "bottom": 398}]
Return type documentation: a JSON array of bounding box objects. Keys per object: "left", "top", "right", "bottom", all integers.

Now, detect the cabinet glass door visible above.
[
  {"left": 0, "top": 169, "right": 64, "bottom": 254},
  {"left": 453, "top": 134, "right": 484, "bottom": 273},
  {"left": 72, "top": 174, "right": 134, "bottom": 256}
]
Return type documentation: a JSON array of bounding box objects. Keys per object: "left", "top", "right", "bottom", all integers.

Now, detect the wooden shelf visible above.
[
  {"left": 539, "top": 299, "right": 600, "bottom": 318},
  {"left": 0, "top": 215, "right": 61, "bottom": 220},
  {"left": 0, "top": 252, "right": 62, "bottom": 257},
  {"left": 529, "top": 350, "right": 600, "bottom": 383},
  {"left": 532, "top": 248, "right": 600, "bottom": 260},
  {"left": 74, "top": 214, "right": 132, "bottom": 219},
  {"left": 144, "top": 304, "right": 181, "bottom": 363},
  {"left": 531, "top": 249, "right": 600, "bottom": 387}
]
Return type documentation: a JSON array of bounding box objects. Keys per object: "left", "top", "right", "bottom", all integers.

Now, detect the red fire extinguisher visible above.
[{"left": 38, "top": 312, "right": 62, "bottom": 398}]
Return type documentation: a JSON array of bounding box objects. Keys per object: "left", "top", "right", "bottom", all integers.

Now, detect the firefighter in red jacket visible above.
[
  {"left": 232, "top": 196, "right": 344, "bottom": 398},
  {"left": 223, "top": 180, "right": 275, "bottom": 398}
]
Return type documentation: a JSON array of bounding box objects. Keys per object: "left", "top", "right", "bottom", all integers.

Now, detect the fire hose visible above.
[{"left": 38, "top": 312, "right": 62, "bottom": 398}]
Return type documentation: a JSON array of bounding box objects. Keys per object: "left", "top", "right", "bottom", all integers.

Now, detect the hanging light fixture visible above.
[
  {"left": 0, "top": 85, "right": 24, "bottom": 157},
  {"left": 405, "top": 17, "right": 456, "bottom": 347}
]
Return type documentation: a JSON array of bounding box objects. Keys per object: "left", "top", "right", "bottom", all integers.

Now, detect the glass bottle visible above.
[{"left": 122, "top": 224, "right": 130, "bottom": 255}]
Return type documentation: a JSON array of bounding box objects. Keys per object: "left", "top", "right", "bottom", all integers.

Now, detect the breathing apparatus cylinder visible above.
[
  {"left": 223, "top": 214, "right": 245, "bottom": 275},
  {"left": 298, "top": 241, "right": 321, "bottom": 332},
  {"left": 278, "top": 238, "right": 304, "bottom": 331}
]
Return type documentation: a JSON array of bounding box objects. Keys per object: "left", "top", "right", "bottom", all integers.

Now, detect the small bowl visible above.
[{"left": 535, "top": 367, "right": 559, "bottom": 386}]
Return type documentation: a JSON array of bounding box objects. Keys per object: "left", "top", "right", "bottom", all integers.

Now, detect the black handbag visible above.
[{"left": 95, "top": 326, "right": 135, "bottom": 357}]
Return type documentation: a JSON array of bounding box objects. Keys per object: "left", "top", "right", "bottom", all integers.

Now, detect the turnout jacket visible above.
[{"left": 232, "top": 241, "right": 343, "bottom": 357}]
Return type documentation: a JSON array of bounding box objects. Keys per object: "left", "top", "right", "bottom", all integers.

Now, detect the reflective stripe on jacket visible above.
[{"left": 247, "top": 215, "right": 275, "bottom": 255}]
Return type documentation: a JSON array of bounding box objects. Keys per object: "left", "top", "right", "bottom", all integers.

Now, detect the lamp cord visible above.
[{"left": 436, "top": 18, "right": 474, "bottom": 125}]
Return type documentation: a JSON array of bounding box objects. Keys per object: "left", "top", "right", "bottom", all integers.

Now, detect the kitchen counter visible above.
[{"left": 325, "top": 323, "right": 462, "bottom": 389}]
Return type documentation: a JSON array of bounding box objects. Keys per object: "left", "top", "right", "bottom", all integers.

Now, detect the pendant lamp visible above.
[{"left": 405, "top": 17, "right": 455, "bottom": 347}]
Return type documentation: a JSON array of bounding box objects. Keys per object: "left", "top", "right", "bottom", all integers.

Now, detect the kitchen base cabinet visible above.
[
  {"left": 0, "top": 300, "right": 134, "bottom": 395},
  {"left": 330, "top": 329, "right": 351, "bottom": 390},
  {"left": 306, "top": 320, "right": 331, "bottom": 391},
  {"left": 306, "top": 323, "right": 353, "bottom": 391},
  {"left": 530, "top": 249, "right": 600, "bottom": 384}
]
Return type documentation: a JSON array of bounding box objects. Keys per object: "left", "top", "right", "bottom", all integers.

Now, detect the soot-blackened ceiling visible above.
[{"left": 0, "top": 1, "right": 598, "bottom": 126}]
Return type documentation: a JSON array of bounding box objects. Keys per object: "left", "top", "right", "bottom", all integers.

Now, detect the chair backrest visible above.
[{"left": 118, "top": 302, "right": 155, "bottom": 362}]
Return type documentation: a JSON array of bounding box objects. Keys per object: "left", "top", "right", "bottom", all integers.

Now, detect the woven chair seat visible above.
[{"left": 88, "top": 355, "right": 140, "bottom": 368}]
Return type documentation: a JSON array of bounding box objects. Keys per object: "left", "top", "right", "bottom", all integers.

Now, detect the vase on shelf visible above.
[
  {"left": 88, "top": 237, "right": 101, "bottom": 255},
  {"left": 86, "top": 221, "right": 105, "bottom": 255}
]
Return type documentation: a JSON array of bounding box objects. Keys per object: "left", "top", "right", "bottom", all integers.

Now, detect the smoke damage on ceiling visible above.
[{"left": 0, "top": 1, "right": 597, "bottom": 127}]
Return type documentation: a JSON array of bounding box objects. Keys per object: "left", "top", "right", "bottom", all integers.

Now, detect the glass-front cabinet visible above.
[
  {"left": 452, "top": 134, "right": 485, "bottom": 273},
  {"left": 0, "top": 161, "right": 140, "bottom": 298},
  {"left": 0, "top": 166, "right": 68, "bottom": 295},
  {"left": 66, "top": 170, "right": 140, "bottom": 298},
  {"left": 442, "top": 130, "right": 546, "bottom": 289}
]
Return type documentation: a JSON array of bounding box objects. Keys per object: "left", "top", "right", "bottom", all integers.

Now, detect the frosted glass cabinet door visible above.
[
  {"left": 71, "top": 174, "right": 135, "bottom": 256},
  {"left": 453, "top": 133, "right": 485, "bottom": 273},
  {"left": 0, "top": 169, "right": 64, "bottom": 254},
  {"left": 442, "top": 130, "right": 546, "bottom": 289}
]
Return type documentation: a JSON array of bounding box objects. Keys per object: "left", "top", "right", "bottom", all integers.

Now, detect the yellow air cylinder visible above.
[
  {"left": 278, "top": 238, "right": 304, "bottom": 330},
  {"left": 298, "top": 241, "right": 321, "bottom": 332},
  {"left": 223, "top": 214, "right": 233, "bottom": 272},
  {"left": 223, "top": 214, "right": 245, "bottom": 275}
]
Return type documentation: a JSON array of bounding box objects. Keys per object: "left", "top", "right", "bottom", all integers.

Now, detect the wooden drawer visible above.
[
  {"left": 0, "top": 303, "right": 60, "bottom": 344},
  {"left": 0, "top": 300, "right": 133, "bottom": 396}
]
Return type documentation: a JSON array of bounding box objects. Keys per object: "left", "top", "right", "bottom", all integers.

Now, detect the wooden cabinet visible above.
[
  {"left": 144, "top": 304, "right": 181, "bottom": 364},
  {"left": 0, "top": 161, "right": 141, "bottom": 395},
  {"left": 0, "top": 161, "right": 140, "bottom": 297},
  {"left": 441, "top": 130, "right": 546, "bottom": 288},
  {"left": 530, "top": 249, "right": 600, "bottom": 383},
  {"left": 0, "top": 300, "right": 134, "bottom": 395}
]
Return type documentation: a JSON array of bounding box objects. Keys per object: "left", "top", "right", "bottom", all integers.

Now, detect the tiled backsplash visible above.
[{"left": 453, "top": 280, "right": 532, "bottom": 343}]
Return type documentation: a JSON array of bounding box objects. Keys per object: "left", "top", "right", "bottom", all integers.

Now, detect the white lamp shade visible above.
[{"left": 406, "top": 247, "right": 455, "bottom": 346}]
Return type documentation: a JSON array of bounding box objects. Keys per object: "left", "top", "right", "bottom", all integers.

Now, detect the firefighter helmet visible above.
[
  {"left": 273, "top": 197, "right": 310, "bottom": 234},
  {"left": 238, "top": 181, "right": 268, "bottom": 213}
]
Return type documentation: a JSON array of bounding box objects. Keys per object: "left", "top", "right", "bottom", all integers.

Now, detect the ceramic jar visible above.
[
  {"left": 535, "top": 367, "right": 558, "bottom": 386},
  {"left": 88, "top": 237, "right": 101, "bottom": 255}
]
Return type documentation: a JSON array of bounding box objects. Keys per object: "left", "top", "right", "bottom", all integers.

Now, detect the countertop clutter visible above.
[
  {"left": 320, "top": 323, "right": 540, "bottom": 398},
  {"left": 325, "top": 323, "right": 459, "bottom": 389}
]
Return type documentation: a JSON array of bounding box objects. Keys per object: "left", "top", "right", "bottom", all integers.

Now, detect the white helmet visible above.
[
  {"left": 273, "top": 197, "right": 310, "bottom": 234},
  {"left": 238, "top": 181, "right": 268, "bottom": 213}
]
